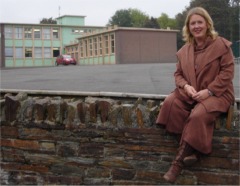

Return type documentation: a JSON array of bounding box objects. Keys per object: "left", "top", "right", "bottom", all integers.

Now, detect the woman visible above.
[{"left": 156, "top": 7, "right": 235, "bottom": 183}]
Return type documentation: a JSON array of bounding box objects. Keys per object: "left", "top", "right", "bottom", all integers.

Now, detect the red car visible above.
[{"left": 55, "top": 55, "right": 77, "bottom": 66}]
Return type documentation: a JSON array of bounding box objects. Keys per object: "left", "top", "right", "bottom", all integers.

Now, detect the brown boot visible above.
[
  {"left": 183, "top": 154, "right": 198, "bottom": 166},
  {"left": 163, "top": 141, "right": 194, "bottom": 183},
  {"left": 163, "top": 161, "right": 183, "bottom": 183}
]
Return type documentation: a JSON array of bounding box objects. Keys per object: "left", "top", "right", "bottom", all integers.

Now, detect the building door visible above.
[{"left": 53, "top": 48, "right": 60, "bottom": 57}]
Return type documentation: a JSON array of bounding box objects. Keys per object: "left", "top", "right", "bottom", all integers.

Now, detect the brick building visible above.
[{"left": 65, "top": 26, "right": 178, "bottom": 65}]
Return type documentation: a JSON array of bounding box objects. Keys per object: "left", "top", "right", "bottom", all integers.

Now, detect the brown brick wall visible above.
[
  {"left": 115, "top": 30, "right": 177, "bottom": 64},
  {"left": 0, "top": 92, "right": 239, "bottom": 185}
]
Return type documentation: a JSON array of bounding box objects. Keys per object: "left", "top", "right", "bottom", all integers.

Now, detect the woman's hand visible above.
[
  {"left": 184, "top": 84, "right": 197, "bottom": 97},
  {"left": 192, "top": 89, "right": 209, "bottom": 102}
]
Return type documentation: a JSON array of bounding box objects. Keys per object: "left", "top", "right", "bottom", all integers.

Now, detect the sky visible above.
[{"left": 0, "top": 0, "right": 191, "bottom": 26}]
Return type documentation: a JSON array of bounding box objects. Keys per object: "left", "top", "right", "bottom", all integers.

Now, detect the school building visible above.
[
  {"left": 0, "top": 15, "right": 104, "bottom": 68},
  {"left": 0, "top": 15, "right": 178, "bottom": 68}
]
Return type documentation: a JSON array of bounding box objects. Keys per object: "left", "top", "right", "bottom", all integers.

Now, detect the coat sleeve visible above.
[
  {"left": 208, "top": 47, "right": 234, "bottom": 97},
  {"left": 174, "top": 59, "right": 189, "bottom": 89}
]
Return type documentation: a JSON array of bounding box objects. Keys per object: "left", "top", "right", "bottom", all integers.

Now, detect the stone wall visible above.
[{"left": 0, "top": 92, "right": 239, "bottom": 185}]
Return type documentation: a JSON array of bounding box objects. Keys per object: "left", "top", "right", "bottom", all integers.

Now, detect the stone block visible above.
[
  {"left": 43, "top": 175, "right": 83, "bottom": 185},
  {"left": 97, "top": 100, "right": 111, "bottom": 124},
  {"left": 19, "top": 98, "right": 34, "bottom": 122},
  {"left": 194, "top": 170, "right": 239, "bottom": 185},
  {"left": 0, "top": 99, "right": 5, "bottom": 122},
  {"left": 46, "top": 98, "right": 66, "bottom": 125},
  {"left": 56, "top": 142, "right": 79, "bottom": 157},
  {"left": 86, "top": 167, "right": 111, "bottom": 178},
  {"left": 148, "top": 106, "right": 159, "bottom": 126},
  {"left": 15, "top": 92, "right": 28, "bottom": 101},
  {"left": 64, "top": 100, "right": 82, "bottom": 127},
  {"left": 1, "top": 126, "right": 19, "bottom": 138},
  {"left": 1, "top": 139, "right": 40, "bottom": 150},
  {"left": 88, "top": 102, "right": 97, "bottom": 123},
  {"left": 79, "top": 143, "right": 104, "bottom": 158},
  {"left": 135, "top": 170, "right": 164, "bottom": 183},
  {"left": 112, "top": 168, "right": 136, "bottom": 180},
  {"left": 98, "top": 159, "right": 133, "bottom": 169},
  {"left": 40, "top": 142, "right": 55, "bottom": 152},
  {"left": 146, "top": 100, "right": 157, "bottom": 108},
  {"left": 122, "top": 104, "right": 133, "bottom": 127},
  {"left": 77, "top": 101, "right": 87, "bottom": 123},
  {"left": 1, "top": 148, "right": 25, "bottom": 163},
  {"left": 19, "top": 128, "right": 53, "bottom": 140},
  {"left": 50, "top": 164, "right": 85, "bottom": 176},
  {"left": 83, "top": 178, "right": 110, "bottom": 185},
  {"left": 108, "top": 105, "right": 122, "bottom": 126},
  {"left": 5, "top": 95, "right": 20, "bottom": 123},
  {"left": 34, "top": 97, "right": 51, "bottom": 123},
  {"left": 136, "top": 106, "right": 144, "bottom": 128}
]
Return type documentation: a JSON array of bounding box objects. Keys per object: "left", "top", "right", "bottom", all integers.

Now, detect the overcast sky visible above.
[{"left": 1, "top": 0, "right": 191, "bottom": 26}]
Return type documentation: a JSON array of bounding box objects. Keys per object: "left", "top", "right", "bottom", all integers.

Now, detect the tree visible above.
[
  {"left": 175, "top": 0, "right": 239, "bottom": 51},
  {"left": 228, "top": 0, "right": 239, "bottom": 41},
  {"left": 107, "top": 9, "right": 133, "bottom": 27},
  {"left": 143, "top": 17, "right": 160, "bottom": 28},
  {"left": 40, "top": 17, "right": 57, "bottom": 24},
  {"left": 129, "top": 8, "right": 149, "bottom": 27},
  {"left": 175, "top": 10, "right": 188, "bottom": 48},
  {"left": 157, "top": 13, "right": 177, "bottom": 29},
  {"left": 228, "top": 0, "right": 240, "bottom": 56},
  {"left": 108, "top": 8, "right": 149, "bottom": 27}
]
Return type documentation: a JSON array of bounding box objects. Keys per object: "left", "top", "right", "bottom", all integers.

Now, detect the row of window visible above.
[
  {"left": 72, "top": 28, "right": 93, "bottom": 34},
  {"left": 4, "top": 26, "right": 60, "bottom": 40},
  {"left": 78, "top": 34, "right": 115, "bottom": 58},
  {"left": 5, "top": 47, "right": 60, "bottom": 58}
]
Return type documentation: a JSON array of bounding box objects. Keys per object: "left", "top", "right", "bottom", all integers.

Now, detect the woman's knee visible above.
[{"left": 188, "top": 104, "right": 207, "bottom": 121}]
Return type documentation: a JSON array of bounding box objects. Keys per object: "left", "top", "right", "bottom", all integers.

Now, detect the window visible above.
[
  {"left": 25, "top": 47, "right": 32, "bottom": 57},
  {"left": 24, "top": 27, "right": 32, "bottom": 39},
  {"left": 52, "top": 28, "right": 59, "bottom": 39},
  {"left": 84, "top": 40, "right": 88, "bottom": 57},
  {"left": 15, "top": 27, "right": 23, "bottom": 39},
  {"left": 4, "top": 26, "right": 13, "bottom": 39},
  {"left": 111, "top": 34, "right": 115, "bottom": 54},
  {"left": 53, "top": 48, "right": 60, "bottom": 57},
  {"left": 15, "top": 47, "right": 23, "bottom": 58},
  {"left": 34, "top": 28, "right": 41, "bottom": 39},
  {"left": 44, "top": 47, "right": 51, "bottom": 58},
  {"left": 5, "top": 47, "right": 13, "bottom": 57},
  {"left": 43, "top": 28, "right": 51, "bottom": 39},
  {"left": 80, "top": 41, "right": 84, "bottom": 58},
  {"left": 89, "top": 39, "right": 93, "bottom": 57},
  {"left": 72, "top": 29, "right": 84, "bottom": 34},
  {"left": 34, "top": 47, "right": 42, "bottom": 58},
  {"left": 94, "top": 37, "right": 98, "bottom": 56},
  {"left": 104, "top": 35, "right": 109, "bottom": 55},
  {"left": 98, "top": 36, "right": 102, "bottom": 55}
]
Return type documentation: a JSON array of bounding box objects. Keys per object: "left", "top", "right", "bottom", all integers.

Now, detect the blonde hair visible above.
[{"left": 182, "top": 7, "right": 218, "bottom": 43}]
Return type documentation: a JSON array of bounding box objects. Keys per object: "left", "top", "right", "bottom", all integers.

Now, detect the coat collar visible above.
[{"left": 176, "top": 36, "right": 232, "bottom": 90}]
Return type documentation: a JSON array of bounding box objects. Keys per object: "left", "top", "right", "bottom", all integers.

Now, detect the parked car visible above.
[{"left": 55, "top": 55, "right": 77, "bottom": 66}]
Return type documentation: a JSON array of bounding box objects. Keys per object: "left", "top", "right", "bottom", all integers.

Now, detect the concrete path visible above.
[{"left": 1, "top": 63, "right": 239, "bottom": 98}]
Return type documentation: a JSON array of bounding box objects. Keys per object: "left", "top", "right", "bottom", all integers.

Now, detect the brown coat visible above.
[{"left": 156, "top": 36, "right": 235, "bottom": 154}]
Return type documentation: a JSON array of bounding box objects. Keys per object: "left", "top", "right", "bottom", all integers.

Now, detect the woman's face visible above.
[{"left": 189, "top": 14, "right": 208, "bottom": 41}]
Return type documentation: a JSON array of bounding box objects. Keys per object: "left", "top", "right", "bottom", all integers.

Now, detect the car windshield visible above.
[{"left": 63, "top": 55, "right": 72, "bottom": 59}]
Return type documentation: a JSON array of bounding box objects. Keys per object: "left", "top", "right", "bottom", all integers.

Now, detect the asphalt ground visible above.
[{"left": 1, "top": 63, "right": 239, "bottom": 98}]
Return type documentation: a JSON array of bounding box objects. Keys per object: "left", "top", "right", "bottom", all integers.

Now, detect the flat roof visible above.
[
  {"left": 0, "top": 22, "right": 104, "bottom": 28},
  {"left": 56, "top": 15, "right": 86, "bottom": 19},
  {"left": 77, "top": 26, "right": 179, "bottom": 39}
]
